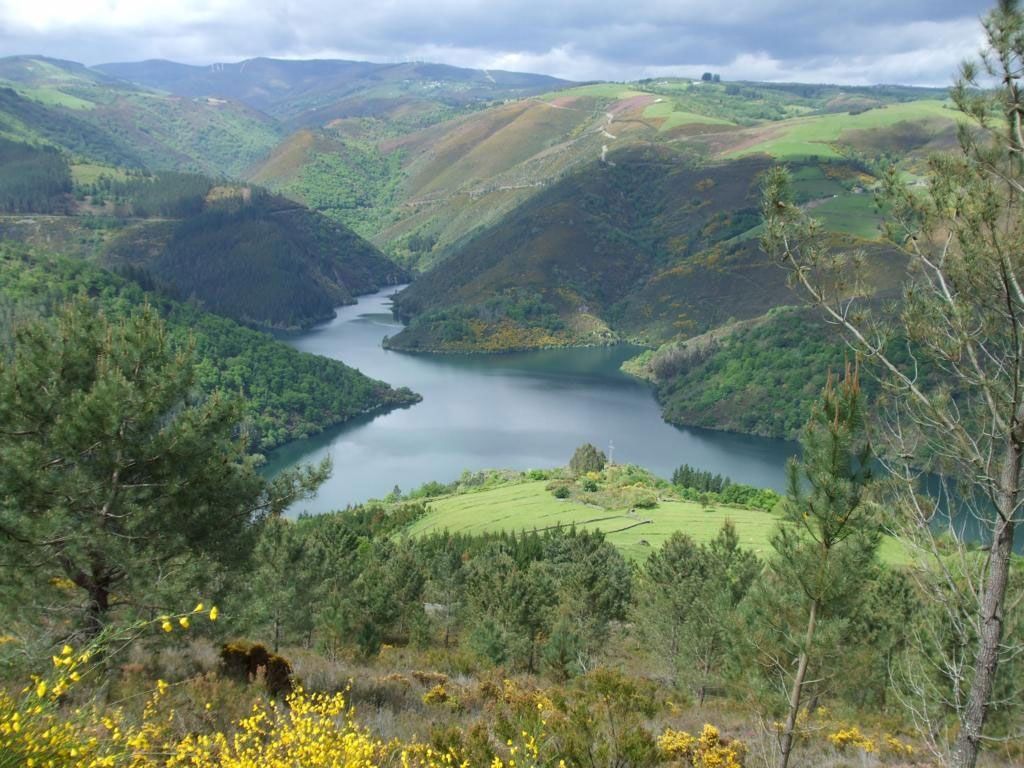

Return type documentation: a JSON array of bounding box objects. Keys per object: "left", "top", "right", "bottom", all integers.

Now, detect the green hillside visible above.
[
  {"left": 0, "top": 142, "right": 410, "bottom": 331},
  {"left": 405, "top": 472, "right": 907, "bottom": 564},
  {"left": 0, "top": 56, "right": 281, "bottom": 175},
  {"left": 246, "top": 78, "right": 951, "bottom": 268},
  {"left": 0, "top": 243, "right": 419, "bottom": 450},
  {"left": 385, "top": 146, "right": 905, "bottom": 352},
  {"left": 103, "top": 186, "right": 409, "bottom": 330}
]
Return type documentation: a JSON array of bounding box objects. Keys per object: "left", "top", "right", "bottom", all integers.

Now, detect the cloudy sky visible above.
[{"left": 0, "top": 0, "right": 993, "bottom": 86}]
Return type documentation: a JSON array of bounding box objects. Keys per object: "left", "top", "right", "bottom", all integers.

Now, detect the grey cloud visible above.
[{"left": 0, "top": 0, "right": 995, "bottom": 85}]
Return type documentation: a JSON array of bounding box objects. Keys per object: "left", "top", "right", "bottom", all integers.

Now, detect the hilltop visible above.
[{"left": 97, "top": 57, "right": 572, "bottom": 126}]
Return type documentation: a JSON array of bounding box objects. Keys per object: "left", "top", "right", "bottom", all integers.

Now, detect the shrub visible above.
[
  {"left": 219, "top": 641, "right": 293, "bottom": 697},
  {"left": 658, "top": 724, "right": 746, "bottom": 767},
  {"left": 828, "top": 725, "right": 876, "bottom": 754},
  {"left": 633, "top": 492, "right": 658, "bottom": 509},
  {"left": 569, "top": 443, "right": 607, "bottom": 475},
  {"left": 422, "top": 684, "right": 449, "bottom": 705}
]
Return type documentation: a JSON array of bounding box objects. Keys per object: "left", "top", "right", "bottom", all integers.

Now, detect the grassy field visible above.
[
  {"left": 542, "top": 83, "right": 647, "bottom": 100},
  {"left": 641, "top": 100, "right": 734, "bottom": 131},
  {"left": 729, "top": 100, "right": 955, "bottom": 159},
  {"left": 812, "top": 193, "right": 883, "bottom": 240},
  {"left": 406, "top": 479, "right": 907, "bottom": 563},
  {"left": 15, "top": 85, "right": 97, "bottom": 110},
  {"left": 70, "top": 162, "right": 129, "bottom": 186}
]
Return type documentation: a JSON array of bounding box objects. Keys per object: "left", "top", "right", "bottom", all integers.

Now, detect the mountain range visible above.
[{"left": 0, "top": 52, "right": 958, "bottom": 440}]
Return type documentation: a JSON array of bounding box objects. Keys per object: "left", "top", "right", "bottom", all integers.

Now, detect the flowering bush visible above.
[
  {"left": 828, "top": 725, "right": 876, "bottom": 754},
  {"left": 658, "top": 724, "right": 745, "bottom": 768},
  {"left": 884, "top": 733, "right": 915, "bottom": 757},
  {"left": 0, "top": 604, "right": 218, "bottom": 768}
]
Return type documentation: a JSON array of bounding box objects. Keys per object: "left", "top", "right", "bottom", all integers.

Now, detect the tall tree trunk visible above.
[
  {"left": 952, "top": 516, "right": 1016, "bottom": 768},
  {"left": 780, "top": 598, "right": 818, "bottom": 768},
  {"left": 85, "top": 582, "right": 110, "bottom": 640}
]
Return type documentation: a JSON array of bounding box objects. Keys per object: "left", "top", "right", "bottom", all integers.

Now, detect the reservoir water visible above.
[{"left": 265, "top": 286, "right": 797, "bottom": 515}]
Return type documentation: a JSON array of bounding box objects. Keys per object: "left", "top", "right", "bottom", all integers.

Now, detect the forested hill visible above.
[
  {"left": 386, "top": 146, "right": 907, "bottom": 353},
  {"left": 0, "top": 56, "right": 281, "bottom": 175},
  {"left": 0, "top": 243, "right": 419, "bottom": 450},
  {"left": 0, "top": 154, "right": 410, "bottom": 330},
  {"left": 0, "top": 136, "right": 72, "bottom": 213},
  {"left": 102, "top": 184, "right": 409, "bottom": 330},
  {"left": 95, "top": 58, "right": 572, "bottom": 125}
]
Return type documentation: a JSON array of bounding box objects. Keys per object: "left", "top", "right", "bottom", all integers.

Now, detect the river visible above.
[{"left": 264, "top": 286, "right": 797, "bottom": 515}]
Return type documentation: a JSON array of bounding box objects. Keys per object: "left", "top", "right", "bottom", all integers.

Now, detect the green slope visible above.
[
  {"left": 104, "top": 188, "right": 409, "bottom": 330},
  {"left": 407, "top": 476, "right": 907, "bottom": 564},
  {"left": 386, "top": 146, "right": 905, "bottom": 352},
  {"left": 0, "top": 244, "right": 419, "bottom": 451},
  {"left": 246, "top": 78, "right": 950, "bottom": 268},
  {"left": 0, "top": 56, "right": 281, "bottom": 175}
]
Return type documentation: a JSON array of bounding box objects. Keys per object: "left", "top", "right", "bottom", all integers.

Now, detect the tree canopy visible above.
[{"left": 0, "top": 298, "right": 327, "bottom": 635}]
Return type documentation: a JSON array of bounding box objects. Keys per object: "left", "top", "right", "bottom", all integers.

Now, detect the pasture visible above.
[
  {"left": 641, "top": 100, "right": 734, "bottom": 131},
  {"left": 729, "top": 100, "right": 955, "bottom": 159},
  {"left": 406, "top": 479, "right": 908, "bottom": 563}
]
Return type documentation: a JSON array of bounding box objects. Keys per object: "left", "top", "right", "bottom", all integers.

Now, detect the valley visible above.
[
  {"left": 262, "top": 286, "right": 796, "bottom": 512},
  {"left": 1, "top": 9, "right": 1023, "bottom": 764},
  {"left": 0, "top": 52, "right": 955, "bottom": 443}
]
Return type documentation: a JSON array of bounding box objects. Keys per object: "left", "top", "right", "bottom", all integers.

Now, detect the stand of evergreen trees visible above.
[{"left": 0, "top": 137, "right": 71, "bottom": 213}]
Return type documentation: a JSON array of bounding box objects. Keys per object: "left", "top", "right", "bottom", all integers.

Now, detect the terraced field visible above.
[
  {"left": 406, "top": 479, "right": 908, "bottom": 563},
  {"left": 727, "top": 99, "right": 955, "bottom": 159}
]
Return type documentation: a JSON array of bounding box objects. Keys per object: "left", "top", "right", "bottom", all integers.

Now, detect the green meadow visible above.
[
  {"left": 641, "top": 100, "right": 735, "bottom": 131},
  {"left": 406, "top": 478, "right": 908, "bottom": 563},
  {"left": 730, "top": 99, "right": 954, "bottom": 159}
]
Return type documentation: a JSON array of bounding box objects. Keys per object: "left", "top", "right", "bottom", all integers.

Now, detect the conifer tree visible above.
[
  {"left": 0, "top": 298, "right": 327, "bottom": 636},
  {"left": 763, "top": 4, "right": 1024, "bottom": 763},
  {"left": 741, "top": 367, "right": 878, "bottom": 768}
]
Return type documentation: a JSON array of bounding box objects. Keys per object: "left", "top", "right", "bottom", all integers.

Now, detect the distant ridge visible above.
[{"left": 95, "top": 57, "right": 573, "bottom": 120}]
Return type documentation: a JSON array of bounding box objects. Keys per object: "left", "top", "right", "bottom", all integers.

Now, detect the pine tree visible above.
[
  {"left": 762, "top": 4, "right": 1024, "bottom": 762},
  {"left": 0, "top": 298, "right": 327, "bottom": 636},
  {"left": 741, "top": 367, "right": 878, "bottom": 768}
]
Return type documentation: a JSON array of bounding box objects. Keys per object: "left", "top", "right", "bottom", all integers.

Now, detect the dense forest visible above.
[
  {"left": 80, "top": 170, "right": 216, "bottom": 218},
  {"left": 0, "top": 137, "right": 72, "bottom": 213},
  {"left": 0, "top": 243, "right": 418, "bottom": 449},
  {"left": 634, "top": 308, "right": 856, "bottom": 439},
  {"left": 105, "top": 191, "right": 409, "bottom": 329}
]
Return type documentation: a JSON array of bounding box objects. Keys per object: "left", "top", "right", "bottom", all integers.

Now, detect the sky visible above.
[{"left": 0, "top": 0, "right": 994, "bottom": 86}]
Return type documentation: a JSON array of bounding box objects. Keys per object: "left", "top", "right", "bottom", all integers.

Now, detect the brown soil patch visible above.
[{"left": 609, "top": 94, "right": 656, "bottom": 115}]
